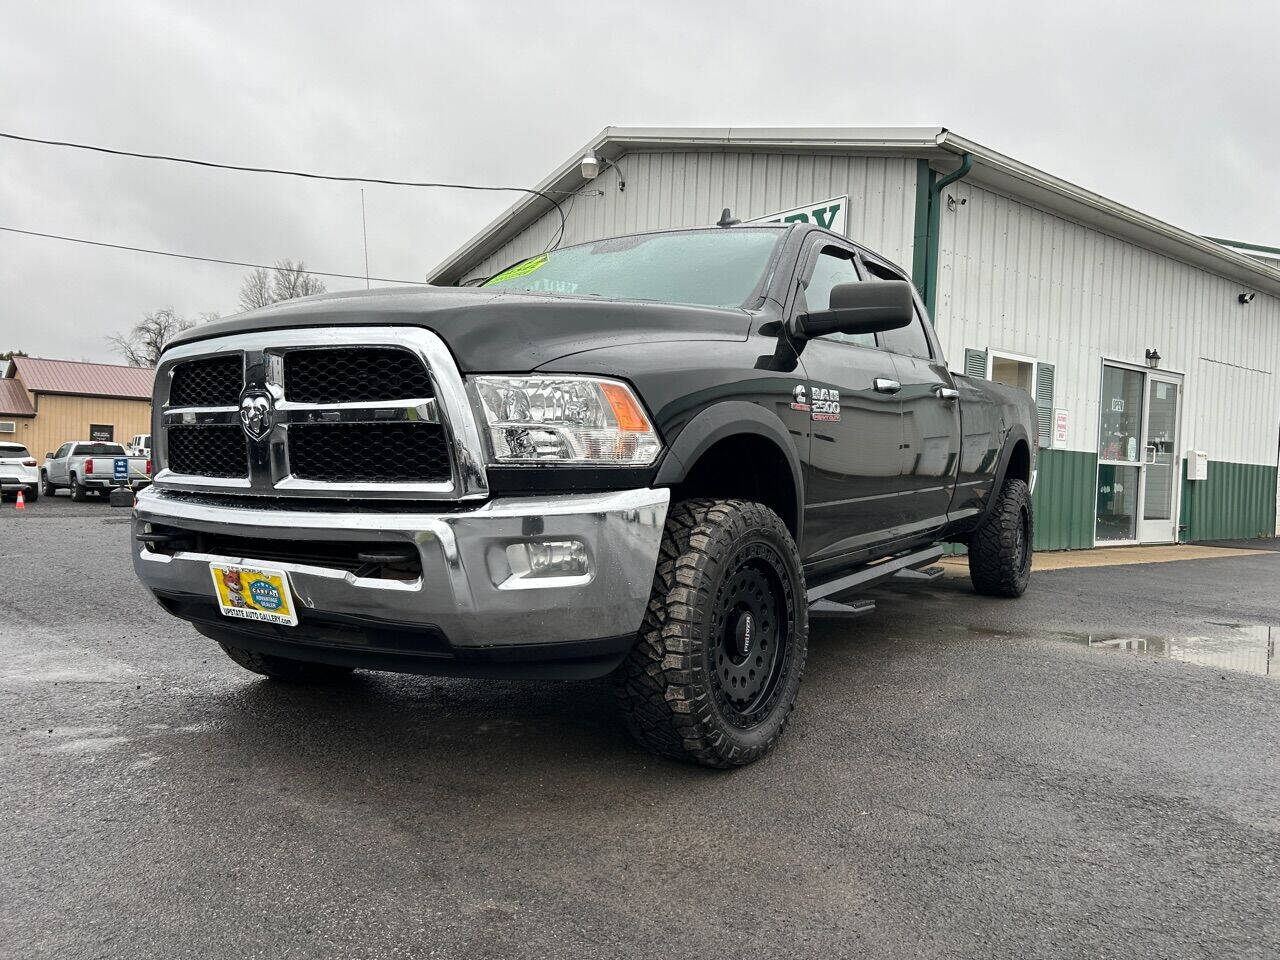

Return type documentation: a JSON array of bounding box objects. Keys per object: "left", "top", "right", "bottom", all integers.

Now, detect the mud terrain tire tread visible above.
[
  {"left": 968, "top": 477, "right": 1033, "bottom": 597},
  {"left": 614, "top": 498, "right": 808, "bottom": 768}
]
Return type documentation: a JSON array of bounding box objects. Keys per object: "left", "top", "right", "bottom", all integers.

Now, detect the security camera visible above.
[{"left": 1239, "top": 292, "right": 1256, "bottom": 304}]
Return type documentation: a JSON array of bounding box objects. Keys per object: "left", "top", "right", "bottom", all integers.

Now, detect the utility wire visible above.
[
  {"left": 0, "top": 130, "right": 569, "bottom": 249},
  {"left": 0, "top": 225, "right": 431, "bottom": 285}
]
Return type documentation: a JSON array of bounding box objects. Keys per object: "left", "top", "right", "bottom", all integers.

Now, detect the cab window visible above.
[
  {"left": 801, "top": 246, "right": 876, "bottom": 348},
  {"left": 862, "top": 259, "right": 932, "bottom": 359}
]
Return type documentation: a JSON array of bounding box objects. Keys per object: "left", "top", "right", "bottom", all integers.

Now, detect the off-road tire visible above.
[
  {"left": 219, "top": 643, "right": 356, "bottom": 683},
  {"left": 69, "top": 474, "right": 86, "bottom": 502},
  {"left": 968, "top": 477, "right": 1033, "bottom": 597},
  {"left": 615, "top": 498, "right": 808, "bottom": 768},
  {"left": 39, "top": 472, "right": 55, "bottom": 497}
]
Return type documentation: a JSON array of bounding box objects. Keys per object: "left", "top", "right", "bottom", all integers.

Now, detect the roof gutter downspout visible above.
[{"left": 912, "top": 152, "right": 973, "bottom": 323}]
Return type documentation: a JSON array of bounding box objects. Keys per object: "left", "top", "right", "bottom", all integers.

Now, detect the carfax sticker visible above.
[
  {"left": 792, "top": 383, "right": 840, "bottom": 422},
  {"left": 209, "top": 563, "right": 298, "bottom": 627}
]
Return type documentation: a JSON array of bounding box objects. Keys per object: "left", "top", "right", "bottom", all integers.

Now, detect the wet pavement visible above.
[{"left": 3, "top": 493, "right": 1280, "bottom": 959}]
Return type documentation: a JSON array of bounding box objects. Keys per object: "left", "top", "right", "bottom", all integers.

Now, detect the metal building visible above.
[{"left": 429, "top": 127, "right": 1280, "bottom": 550}]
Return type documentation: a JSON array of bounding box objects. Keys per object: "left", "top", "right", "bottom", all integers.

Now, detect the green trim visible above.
[
  {"left": 911, "top": 159, "right": 932, "bottom": 293},
  {"left": 1202, "top": 236, "right": 1280, "bottom": 257},
  {"left": 911, "top": 154, "right": 972, "bottom": 322},
  {"left": 1180, "top": 459, "right": 1277, "bottom": 542},
  {"left": 1033, "top": 449, "right": 1097, "bottom": 550},
  {"left": 924, "top": 169, "right": 943, "bottom": 319}
]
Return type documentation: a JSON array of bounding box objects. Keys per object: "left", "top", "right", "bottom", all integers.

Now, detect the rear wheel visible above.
[
  {"left": 25, "top": 485, "right": 38, "bottom": 503},
  {"left": 615, "top": 498, "right": 808, "bottom": 768},
  {"left": 69, "top": 474, "right": 86, "bottom": 501},
  {"left": 968, "top": 477, "right": 1033, "bottom": 597},
  {"left": 219, "top": 643, "right": 356, "bottom": 683}
]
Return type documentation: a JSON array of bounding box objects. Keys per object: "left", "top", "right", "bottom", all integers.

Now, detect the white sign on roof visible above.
[{"left": 746, "top": 195, "right": 847, "bottom": 236}]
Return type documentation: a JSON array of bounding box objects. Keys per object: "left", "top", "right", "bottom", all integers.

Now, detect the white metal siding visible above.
[
  {"left": 934, "top": 179, "right": 1280, "bottom": 470},
  {"left": 463, "top": 151, "right": 919, "bottom": 282}
]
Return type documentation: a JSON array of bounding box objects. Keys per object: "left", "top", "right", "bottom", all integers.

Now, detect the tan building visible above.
[{"left": 1, "top": 356, "right": 154, "bottom": 459}]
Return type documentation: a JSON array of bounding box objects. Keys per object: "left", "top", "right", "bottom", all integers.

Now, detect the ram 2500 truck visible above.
[{"left": 132, "top": 222, "right": 1037, "bottom": 767}]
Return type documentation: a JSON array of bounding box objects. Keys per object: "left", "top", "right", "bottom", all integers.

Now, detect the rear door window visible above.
[{"left": 862, "top": 259, "right": 932, "bottom": 359}]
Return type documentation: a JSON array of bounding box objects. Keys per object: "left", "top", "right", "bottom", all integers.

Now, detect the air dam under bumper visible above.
[{"left": 132, "top": 486, "right": 670, "bottom": 679}]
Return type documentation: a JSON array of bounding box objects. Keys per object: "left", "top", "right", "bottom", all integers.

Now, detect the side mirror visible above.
[
  {"left": 45, "top": 452, "right": 53, "bottom": 460},
  {"left": 795, "top": 280, "right": 914, "bottom": 339}
]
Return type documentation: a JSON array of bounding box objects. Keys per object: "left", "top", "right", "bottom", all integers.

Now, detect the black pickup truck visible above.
[{"left": 132, "top": 221, "right": 1037, "bottom": 767}]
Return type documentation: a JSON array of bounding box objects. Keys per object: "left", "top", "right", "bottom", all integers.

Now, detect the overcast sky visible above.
[{"left": 2, "top": 0, "right": 1276, "bottom": 363}]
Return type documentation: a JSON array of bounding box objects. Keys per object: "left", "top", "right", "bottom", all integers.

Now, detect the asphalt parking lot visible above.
[{"left": 3, "top": 492, "right": 1279, "bottom": 959}]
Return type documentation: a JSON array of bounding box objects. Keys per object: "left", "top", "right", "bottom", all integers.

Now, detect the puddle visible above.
[{"left": 1058, "top": 624, "right": 1277, "bottom": 680}]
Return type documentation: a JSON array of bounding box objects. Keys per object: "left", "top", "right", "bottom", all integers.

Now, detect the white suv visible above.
[{"left": 0, "top": 441, "right": 39, "bottom": 502}]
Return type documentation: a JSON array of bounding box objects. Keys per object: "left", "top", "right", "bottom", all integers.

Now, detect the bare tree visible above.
[
  {"left": 238, "top": 267, "right": 275, "bottom": 311},
  {"left": 238, "top": 260, "right": 327, "bottom": 312},
  {"left": 107, "top": 309, "right": 213, "bottom": 367}
]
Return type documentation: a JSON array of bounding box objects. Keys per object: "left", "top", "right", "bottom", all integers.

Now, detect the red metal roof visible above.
[
  {"left": 0, "top": 378, "right": 35, "bottom": 417},
  {"left": 7, "top": 356, "right": 155, "bottom": 400}
]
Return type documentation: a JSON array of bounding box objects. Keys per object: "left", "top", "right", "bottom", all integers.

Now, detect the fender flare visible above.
[
  {"left": 653, "top": 401, "right": 805, "bottom": 536},
  {"left": 974, "top": 423, "right": 1034, "bottom": 527}
]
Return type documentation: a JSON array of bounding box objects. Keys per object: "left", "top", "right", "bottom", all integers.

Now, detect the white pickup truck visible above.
[{"left": 41, "top": 441, "right": 151, "bottom": 501}]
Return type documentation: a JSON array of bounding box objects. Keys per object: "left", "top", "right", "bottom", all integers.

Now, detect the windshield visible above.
[
  {"left": 482, "top": 229, "right": 782, "bottom": 309},
  {"left": 0, "top": 445, "right": 31, "bottom": 458},
  {"left": 75, "top": 443, "right": 126, "bottom": 456}
]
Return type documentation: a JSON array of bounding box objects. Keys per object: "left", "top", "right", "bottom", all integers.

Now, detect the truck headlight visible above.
[{"left": 470, "top": 375, "right": 661, "bottom": 466}]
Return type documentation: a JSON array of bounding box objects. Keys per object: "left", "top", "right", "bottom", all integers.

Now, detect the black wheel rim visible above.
[
  {"left": 707, "top": 541, "right": 795, "bottom": 728},
  {"left": 1017, "top": 504, "right": 1031, "bottom": 574}
]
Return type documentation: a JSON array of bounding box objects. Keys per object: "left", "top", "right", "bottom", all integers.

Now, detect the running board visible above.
[
  {"left": 894, "top": 564, "right": 945, "bottom": 582},
  {"left": 809, "top": 597, "right": 877, "bottom": 618},
  {"left": 805, "top": 545, "right": 944, "bottom": 604}
]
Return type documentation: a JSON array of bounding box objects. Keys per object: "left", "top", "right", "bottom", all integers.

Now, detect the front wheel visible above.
[
  {"left": 968, "top": 477, "right": 1033, "bottom": 597},
  {"left": 615, "top": 498, "right": 808, "bottom": 768},
  {"left": 219, "top": 643, "right": 356, "bottom": 684},
  {"left": 39, "top": 472, "right": 55, "bottom": 497}
]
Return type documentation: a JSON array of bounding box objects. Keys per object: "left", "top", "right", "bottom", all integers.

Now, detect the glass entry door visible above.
[
  {"left": 1137, "top": 374, "right": 1181, "bottom": 543},
  {"left": 1095, "top": 363, "right": 1183, "bottom": 544}
]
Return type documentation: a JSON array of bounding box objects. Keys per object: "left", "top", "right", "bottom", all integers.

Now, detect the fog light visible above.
[{"left": 505, "top": 539, "right": 588, "bottom": 579}]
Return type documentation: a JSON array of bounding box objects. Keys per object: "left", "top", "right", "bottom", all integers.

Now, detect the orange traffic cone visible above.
[{"left": 15, "top": 490, "right": 25, "bottom": 509}]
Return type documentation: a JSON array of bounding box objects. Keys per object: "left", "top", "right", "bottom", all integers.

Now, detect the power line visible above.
[
  {"left": 0, "top": 225, "right": 431, "bottom": 285},
  {"left": 0, "top": 130, "right": 568, "bottom": 249}
]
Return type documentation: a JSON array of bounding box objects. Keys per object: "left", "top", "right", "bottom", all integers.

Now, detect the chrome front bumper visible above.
[{"left": 132, "top": 485, "right": 670, "bottom": 652}]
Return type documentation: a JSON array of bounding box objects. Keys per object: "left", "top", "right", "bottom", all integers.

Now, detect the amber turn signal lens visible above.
[{"left": 600, "top": 382, "right": 651, "bottom": 432}]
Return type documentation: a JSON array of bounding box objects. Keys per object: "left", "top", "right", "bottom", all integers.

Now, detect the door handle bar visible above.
[
  {"left": 873, "top": 378, "right": 901, "bottom": 394},
  {"left": 933, "top": 385, "right": 960, "bottom": 401}
]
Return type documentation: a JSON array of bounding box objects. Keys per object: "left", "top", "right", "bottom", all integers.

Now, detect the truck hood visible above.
[{"left": 169, "top": 286, "right": 751, "bottom": 372}]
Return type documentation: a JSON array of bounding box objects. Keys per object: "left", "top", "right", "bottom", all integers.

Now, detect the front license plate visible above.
[{"left": 209, "top": 563, "right": 299, "bottom": 627}]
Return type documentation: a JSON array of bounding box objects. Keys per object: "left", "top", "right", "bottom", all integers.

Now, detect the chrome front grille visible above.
[
  {"left": 283, "top": 347, "right": 434, "bottom": 404},
  {"left": 288, "top": 421, "right": 452, "bottom": 482},
  {"left": 167, "top": 424, "right": 249, "bottom": 478},
  {"left": 153, "top": 328, "right": 489, "bottom": 500},
  {"left": 169, "top": 354, "right": 244, "bottom": 407}
]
